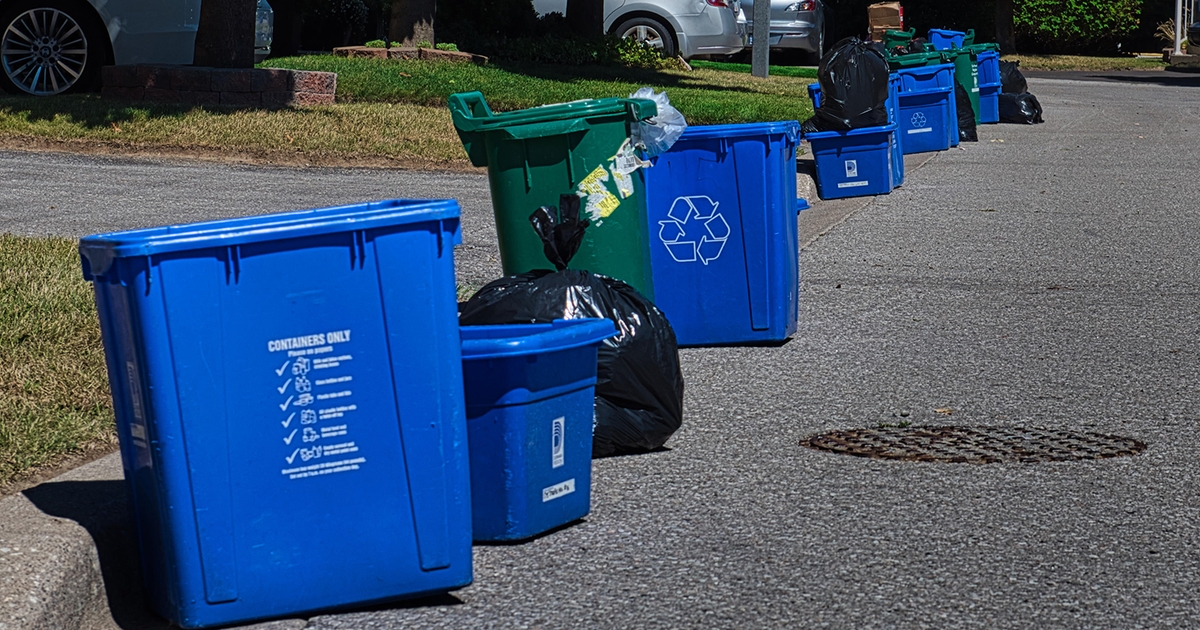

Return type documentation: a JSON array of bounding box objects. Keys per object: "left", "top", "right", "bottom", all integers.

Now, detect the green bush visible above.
[
  {"left": 1014, "top": 0, "right": 1143, "bottom": 52},
  {"left": 436, "top": 42, "right": 460, "bottom": 51},
  {"left": 364, "top": 39, "right": 402, "bottom": 48}
]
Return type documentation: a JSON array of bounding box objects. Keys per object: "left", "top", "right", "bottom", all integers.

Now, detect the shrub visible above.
[
  {"left": 1014, "top": 0, "right": 1143, "bottom": 52},
  {"left": 364, "top": 39, "right": 402, "bottom": 48},
  {"left": 436, "top": 42, "right": 460, "bottom": 51}
]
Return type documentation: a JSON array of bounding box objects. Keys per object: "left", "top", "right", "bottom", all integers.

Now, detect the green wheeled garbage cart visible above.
[{"left": 449, "top": 91, "right": 659, "bottom": 299}]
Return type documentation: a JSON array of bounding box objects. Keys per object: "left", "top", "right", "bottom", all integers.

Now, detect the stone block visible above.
[
  {"left": 136, "top": 65, "right": 175, "bottom": 89},
  {"left": 101, "top": 65, "right": 139, "bottom": 88},
  {"left": 290, "top": 71, "right": 337, "bottom": 94},
  {"left": 211, "top": 68, "right": 255, "bottom": 92},
  {"left": 334, "top": 46, "right": 390, "bottom": 59},
  {"left": 418, "top": 48, "right": 488, "bottom": 65},
  {"left": 290, "top": 91, "right": 336, "bottom": 106},
  {"left": 170, "top": 67, "right": 211, "bottom": 91},
  {"left": 256, "top": 68, "right": 291, "bottom": 92},
  {"left": 144, "top": 87, "right": 183, "bottom": 104},
  {"left": 387, "top": 48, "right": 420, "bottom": 60},
  {"left": 101, "top": 86, "right": 145, "bottom": 101},
  {"left": 220, "top": 91, "right": 262, "bottom": 107},
  {"left": 175, "top": 90, "right": 222, "bottom": 106}
]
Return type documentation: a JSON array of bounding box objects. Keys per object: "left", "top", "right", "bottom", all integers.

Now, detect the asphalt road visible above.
[{"left": 3, "top": 73, "right": 1199, "bottom": 629}]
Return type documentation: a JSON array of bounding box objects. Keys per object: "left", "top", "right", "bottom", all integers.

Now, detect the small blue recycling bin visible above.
[
  {"left": 928, "top": 28, "right": 973, "bottom": 50},
  {"left": 79, "top": 200, "right": 473, "bottom": 629},
  {"left": 643, "top": 121, "right": 803, "bottom": 346},
  {"left": 807, "top": 81, "right": 903, "bottom": 190},
  {"left": 896, "top": 62, "right": 958, "bottom": 148},
  {"left": 896, "top": 86, "right": 954, "bottom": 153},
  {"left": 804, "top": 124, "right": 897, "bottom": 200},
  {"left": 979, "top": 82, "right": 1001, "bottom": 124},
  {"left": 461, "top": 319, "right": 615, "bottom": 541}
]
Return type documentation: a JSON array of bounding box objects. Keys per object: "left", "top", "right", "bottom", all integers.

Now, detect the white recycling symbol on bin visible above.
[
  {"left": 910, "top": 111, "right": 928, "bottom": 128},
  {"left": 658, "top": 195, "right": 730, "bottom": 265}
]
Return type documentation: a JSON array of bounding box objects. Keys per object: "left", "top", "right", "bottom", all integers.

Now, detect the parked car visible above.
[
  {"left": 737, "top": 0, "right": 825, "bottom": 64},
  {"left": 532, "top": 0, "right": 744, "bottom": 60},
  {"left": 0, "top": 0, "right": 274, "bottom": 96}
]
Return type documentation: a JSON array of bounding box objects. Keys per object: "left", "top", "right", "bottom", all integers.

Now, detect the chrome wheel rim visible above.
[
  {"left": 621, "top": 24, "right": 665, "bottom": 50},
  {"left": 2, "top": 8, "right": 88, "bottom": 96}
]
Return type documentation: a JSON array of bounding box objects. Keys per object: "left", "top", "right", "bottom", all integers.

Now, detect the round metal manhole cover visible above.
[{"left": 800, "top": 426, "right": 1146, "bottom": 464}]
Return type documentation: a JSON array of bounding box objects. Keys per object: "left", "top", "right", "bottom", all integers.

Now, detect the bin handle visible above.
[
  {"left": 447, "top": 91, "right": 494, "bottom": 133},
  {"left": 498, "top": 117, "right": 592, "bottom": 141}
]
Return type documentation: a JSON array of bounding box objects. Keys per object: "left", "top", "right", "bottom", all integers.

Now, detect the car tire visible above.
[
  {"left": 0, "top": 0, "right": 107, "bottom": 96},
  {"left": 614, "top": 16, "right": 678, "bottom": 59}
]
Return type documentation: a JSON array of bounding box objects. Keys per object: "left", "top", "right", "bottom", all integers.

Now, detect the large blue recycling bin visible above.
[
  {"left": 976, "top": 50, "right": 1000, "bottom": 85},
  {"left": 643, "top": 121, "right": 802, "bottom": 346},
  {"left": 461, "top": 319, "right": 616, "bottom": 541},
  {"left": 79, "top": 200, "right": 473, "bottom": 629},
  {"left": 804, "top": 124, "right": 897, "bottom": 200},
  {"left": 928, "top": 28, "right": 972, "bottom": 50},
  {"left": 896, "top": 86, "right": 954, "bottom": 153}
]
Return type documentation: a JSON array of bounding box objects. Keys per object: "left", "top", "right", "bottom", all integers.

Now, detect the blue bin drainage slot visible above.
[
  {"left": 643, "top": 121, "right": 802, "bottom": 347},
  {"left": 461, "top": 319, "right": 616, "bottom": 541},
  {"left": 80, "top": 199, "right": 473, "bottom": 629},
  {"left": 803, "top": 123, "right": 898, "bottom": 200},
  {"left": 978, "top": 82, "right": 1001, "bottom": 124},
  {"left": 897, "top": 86, "right": 954, "bottom": 154}
]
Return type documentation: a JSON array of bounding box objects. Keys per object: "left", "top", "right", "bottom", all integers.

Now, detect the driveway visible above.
[{"left": 3, "top": 72, "right": 1199, "bottom": 628}]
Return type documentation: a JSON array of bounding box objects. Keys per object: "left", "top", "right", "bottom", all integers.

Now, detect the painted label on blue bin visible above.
[
  {"left": 552, "top": 416, "right": 565, "bottom": 469},
  {"left": 845, "top": 160, "right": 858, "bottom": 178},
  {"left": 658, "top": 195, "right": 729, "bottom": 265},
  {"left": 542, "top": 478, "right": 575, "bottom": 502},
  {"left": 269, "top": 328, "right": 367, "bottom": 481},
  {"left": 908, "top": 111, "right": 934, "bottom": 134}
]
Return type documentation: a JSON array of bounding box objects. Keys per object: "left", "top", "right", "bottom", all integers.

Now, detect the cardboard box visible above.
[{"left": 867, "top": 2, "right": 903, "bottom": 38}]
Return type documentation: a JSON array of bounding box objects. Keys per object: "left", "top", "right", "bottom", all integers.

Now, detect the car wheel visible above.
[
  {"left": 0, "top": 0, "right": 105, "bottom": 96},
  {"left": 615, "top": 17, "right": 678, "bottom": 59}
]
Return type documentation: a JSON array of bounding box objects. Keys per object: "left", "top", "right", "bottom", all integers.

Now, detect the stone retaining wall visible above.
[{"left": 101, "top": 65, "right": 338, "bottom": 108}]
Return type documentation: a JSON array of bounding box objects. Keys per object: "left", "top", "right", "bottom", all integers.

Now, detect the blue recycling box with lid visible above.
[
  {"left": 808, "top": 81, "right": 905, "bottom": 188},
  {"left": 643, "top": 121, "right": 802, "bottom": 346},
  {"left": 79, "top": 199, "right": 473, "bottom": 629},
  {"left": 804, "top": 123, "right": 898, "bottom": 199},
  {"left": 461, "top": 319, "right": 616, "bottom": 541}
]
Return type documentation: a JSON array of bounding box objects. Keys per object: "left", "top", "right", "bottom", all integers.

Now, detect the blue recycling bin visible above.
[
  {"left": 895, "top": 62, "right": 958, "bottom": 149},
  {"left": 804, "top": 123, "right": 898, "bottom": 199},
  {"left": 806, "top": 81, "right": 904, "bottom": 188},
  {"left": 643, "top": 121, "right": 802, "bottom": 346},
  {"left": 928, "top": 28, "right": 974, "bottom": 50},
  {"left": 896, "top": 86, "right": 954, "bottom": 153},
  {"left": 461, "top": 319, "right": 616, "bottom": 541},
  {"left": 79, "top": 199, "right": 473, "bottom": 629},
  {"left": 979, "top": 82, "right": 1001, "bottom": 124}
]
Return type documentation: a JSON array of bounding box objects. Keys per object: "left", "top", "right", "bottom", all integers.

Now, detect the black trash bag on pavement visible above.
[
  {"left": 459, "top": 199, "right": 685, "bottom": 458},
  {"left": 811, "top": 37, "right": 891, "bottom": 131},
  {"left": 955, "top": 82, "right": 978, "bottom": 142},
  {"left": 999, "top": 92, "right": 1044, "bottom": 124},
  {"left": 1000, "top": 60, "right": 1028, "bottom": 94}
]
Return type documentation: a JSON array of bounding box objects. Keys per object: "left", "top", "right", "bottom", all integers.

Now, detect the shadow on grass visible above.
[{"left": 0, "top": 94, "right": 262, "bottom": 130}]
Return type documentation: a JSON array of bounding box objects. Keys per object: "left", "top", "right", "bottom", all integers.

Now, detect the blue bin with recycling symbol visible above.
[{"left": 643, "top": 121, "right": 802, "bottom": 346}]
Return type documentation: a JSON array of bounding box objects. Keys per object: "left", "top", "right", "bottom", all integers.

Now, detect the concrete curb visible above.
[{"left": 0, "top": 149, "right": 939, "bottom": 630}]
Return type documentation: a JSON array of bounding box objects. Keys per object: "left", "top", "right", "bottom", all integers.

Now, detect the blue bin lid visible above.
[
  {"left": 800, "top": 122, "right": 898, "bottom": 140},
  {"left": 79, "top": 199, "right": 460, "bottom": 276},
  {"left": 678, "top": 121, "right": 800, "bottom": 142},
  {"left": 460, "top": 319, "right": 617, "bottom": 360}
]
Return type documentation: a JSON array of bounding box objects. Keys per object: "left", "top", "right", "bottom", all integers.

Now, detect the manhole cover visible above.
[{"left": 800, "top": 426, "right": 1146, "bottom": 464}]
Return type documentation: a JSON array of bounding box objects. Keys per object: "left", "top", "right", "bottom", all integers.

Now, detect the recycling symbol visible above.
[
  {"left": 910, "top": 111, "right": 928, "bottom": 128},
  {"left": 658, "top": 195, "right": 730, "bottom": 265}
]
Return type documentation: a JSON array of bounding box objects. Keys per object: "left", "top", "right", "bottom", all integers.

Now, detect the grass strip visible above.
[
  {"left": 1004, "top": 54, "right": 1167, "bottom": 71},
  {"left": 0, "top": 235, "right": 115, "bottom": 487},
  {"left": 262, "top": 55, "right": 815, "bottom": 126},
  {"left": 690, "top": 59, "right": 819, "bottom": 78}
]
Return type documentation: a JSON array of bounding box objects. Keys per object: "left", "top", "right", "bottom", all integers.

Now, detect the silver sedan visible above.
[{"left": 738, "top": 0, "right": 825, "bottom": 64}]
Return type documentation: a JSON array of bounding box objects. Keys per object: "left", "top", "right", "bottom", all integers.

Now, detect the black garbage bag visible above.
[
  {"left": 955, "top": 82, "right": 978, "bottom": 142},
  {"left": 999, "top": 92, "right": 1044, "bottom": 124},
  {"left": 459, "top": 198, "right": 685, "bottom": 458},
  {"left": 800, "top": 116, "right": 823, "bottom": 135},
  {"left": 1000, "top": 60, "right": 1028, "bottom": 94},
  {"left": 812, "top": 37, "right": 890, "bottom": 131}
]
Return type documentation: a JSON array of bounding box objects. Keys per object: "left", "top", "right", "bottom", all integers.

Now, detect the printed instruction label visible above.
[
  {"left": 907, "top": 127, "right": 934, "bottom": 135},
  {"left": 269, "top": 327, "right": 365, "bottom": 480},
  {"left": 542, "top": 478, "right": 575, "bottom": 502},
  {"left": 551, "top": 417, "right": 565, "bottom": 469},
  {"left": 837, "top": 181, "right": 870, "bottom": 189}
]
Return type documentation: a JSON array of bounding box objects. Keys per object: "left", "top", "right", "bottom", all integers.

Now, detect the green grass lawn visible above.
[{"left": 0, "top": 235, "right": 115, "bottom": 489}]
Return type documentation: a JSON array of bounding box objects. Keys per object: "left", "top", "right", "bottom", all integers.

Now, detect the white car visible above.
[
  {"left": 533, "top": 0, "right": 745, "bottom": 59},
  {"left": 0, "top": 0, "right": 273, "bottom": 96}
]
